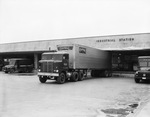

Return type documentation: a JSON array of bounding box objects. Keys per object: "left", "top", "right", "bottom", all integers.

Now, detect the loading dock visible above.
[
  {"left": 0, "top": 33, "right": 150, "bottom": 72},
  {"left": 0, "top": 52, "right": 42, "bottom": 71},
  {"left": 112, "top": 49, "right": 150, "bottom": 71}
]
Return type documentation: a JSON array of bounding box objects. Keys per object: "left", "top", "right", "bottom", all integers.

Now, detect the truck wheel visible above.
[
  {"left": 10, "top": 69, "right": 15, "bottom": 73},
  {"left": 104, "top": 70, "right": 109, "bottom": 77},
  {"left": 71, "top": 72, "right": 79, "bottom": 82},
  {"left": 91, "top": 70, "right": 95, "bottom": 77},
  {"left": 57, "top": 72, "right": 66, "bottom": 84},
  {"left": 78, "top": 71, "right": 84, "bottom": 81},
  {"left": 108, "top": 72, "right": 112, "bottom": 77},
  {"left": 135, "top": 79, "right": 140, "bottom": 83},
  {"left": 5, "top": 71, "right": 8, "bottom": 73},
  {"left": 25, "top": 68, "right": 29, "bottom": 73},
  {"left": 39, "top": 76, "right": 47, "bottom": 83},
  {"left": 91, "top": 70, "right": 98, "bottom": 77}
]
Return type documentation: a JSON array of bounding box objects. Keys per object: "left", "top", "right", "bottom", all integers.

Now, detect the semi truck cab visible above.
[
  {"left": 134, "top": 56, "right": 150, "bottom": 83},
  {"left": 38, "top": 52, "right": 70, "bottom": 83}
]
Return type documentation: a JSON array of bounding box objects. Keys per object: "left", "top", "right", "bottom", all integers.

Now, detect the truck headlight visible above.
[
  {"left": 67, "top": 72, "right": 72, "bottom": 78},
  {"left": 38, "top": 69, "right": 41, "bottom": 72},
  {"left": 135, "top": 71, "right": 138, "bottom": 76},
  {"left": 54, "top": 70, "right": 59, "bottom": 72}
]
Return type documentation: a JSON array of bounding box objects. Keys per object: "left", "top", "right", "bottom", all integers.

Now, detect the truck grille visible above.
[
  {"left": 138, "top": 72, "right": 150, "bottom": 77},
  {"left": 41, "top": 62, "right": 53, "bottom": 72}
]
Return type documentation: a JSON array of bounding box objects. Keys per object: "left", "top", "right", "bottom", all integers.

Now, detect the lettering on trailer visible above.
[
  {"left": 79, "top": 47, "right": 86, "bottom": 54},
  {"left": 57, "top": 46, "right": 73, "bottom": 51},
  {"left": 96, "top": 38, "right": 134, "bottom": 43}
]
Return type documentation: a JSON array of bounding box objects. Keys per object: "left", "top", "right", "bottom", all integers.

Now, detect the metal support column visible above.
[{"left": 34, "top": 53, "right": 38, "bottom": 71}]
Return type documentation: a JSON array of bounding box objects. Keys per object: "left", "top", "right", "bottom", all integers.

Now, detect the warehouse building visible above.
[{"left": 0, "top": 33, "right": 150, "bottom": 72}]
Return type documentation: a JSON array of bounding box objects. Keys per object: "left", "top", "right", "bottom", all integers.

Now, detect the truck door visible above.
[{"left": 62, "top": 54, "right": 69, "bottom": 70}]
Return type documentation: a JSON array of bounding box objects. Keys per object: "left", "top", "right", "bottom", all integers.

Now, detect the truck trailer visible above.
[{"left": 38, "top": 44, "right": 112, "bottom": 84}]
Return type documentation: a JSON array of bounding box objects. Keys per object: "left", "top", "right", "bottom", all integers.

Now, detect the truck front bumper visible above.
[
  {"left": 134, "top": 76, "right": 150, "bottom": 80},
  {"left": 38, "top": 72, "right": 59, "bottom": 77}
]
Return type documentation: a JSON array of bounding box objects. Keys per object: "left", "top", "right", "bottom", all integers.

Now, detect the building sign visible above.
[
  {"left": 96, "top": 39, "right": 115, "bottom": 42},
  {"left": 119, "top": 38, "right": 134, "bottom": 42},
  {"left": 79, "top": 47, "right": 86, "bottom": 54},
  {"left": 96, "top": 38, "right": 134, "bottom": 43}
]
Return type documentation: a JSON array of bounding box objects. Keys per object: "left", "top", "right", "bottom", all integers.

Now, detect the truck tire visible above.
[
  {"left": 10, "top": 68, "right": 15, "bottom": 73},
  {"left": 108, "top": 71, "right": 112, "bottom": 77},
  {"left": 39, "top": 76, "right": 47, "bottom": 83},
  {"left": 91, "top": 70, "right": 95, "bottom": 77},
  {"left": 135, "top": 79, "right": 140, "bottom": 83},
  {"left": 91, "top": 70, "right": 98, "bottom": 77},
  {"left": 78, "top": 71, "right": 84, "bottom": 81},
  {"left": 57, "top": 72, "right": 66, "bottom": 84},
  {"left": 71, "top": 72, "right": 79, "bottom": 82},
  {"left": 5, "top": 71, "right": 8, "bottom": 73},
  {"left": 103, "top": 70, "right": 109, "bottom": 77}
]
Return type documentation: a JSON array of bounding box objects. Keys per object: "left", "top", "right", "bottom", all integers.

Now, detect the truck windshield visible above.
[
  {"left": 139, "top": 58, "right": 150, "bottom": 67},
  {"left": 42, "top": 54, "right": 63, "bottom": 61},
  {"left": 9, "top": 60, "right": 16, "bottom": 65}
]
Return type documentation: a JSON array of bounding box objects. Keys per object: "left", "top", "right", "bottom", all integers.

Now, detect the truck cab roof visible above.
[
  {"left": 43, "top": 51, "right": 68, "bottom": 55},
  {"left": 138, "top": 56, "right": 150, "bottom": 59},
  {"left": 9, "top": 58, "right": 30, "bottom": 61}
]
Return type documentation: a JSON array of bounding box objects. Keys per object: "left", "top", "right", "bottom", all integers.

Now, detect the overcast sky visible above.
[{"left": 0, "top": 0, "right": 150, "bottom": 44}]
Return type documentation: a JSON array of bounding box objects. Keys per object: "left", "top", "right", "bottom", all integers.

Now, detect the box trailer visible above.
[{"left": 38, "top": 44, "right": 112, "bottom": 84}]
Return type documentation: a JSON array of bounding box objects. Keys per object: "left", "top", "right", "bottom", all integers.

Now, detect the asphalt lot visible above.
[{"left": 0, "top": 72, "right": 150, "bottom": 117}]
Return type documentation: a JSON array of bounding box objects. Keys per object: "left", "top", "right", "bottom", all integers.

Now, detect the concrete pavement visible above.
[
  {"left": 1, "top": 71, "right": 149, "bottom": 117},
  {"left": 135, "top": 101, "right": 150, "bottom": 117},
  {"left": 113, "top": 72, "right": 150, "bottom": 117},
  {"left": 113, "top": 71, "right": 150, "bottom": 117}
]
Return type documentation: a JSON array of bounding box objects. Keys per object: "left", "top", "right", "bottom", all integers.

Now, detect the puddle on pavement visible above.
[{"left": 101, "top": 103, "right": 138, "bottom": 117}]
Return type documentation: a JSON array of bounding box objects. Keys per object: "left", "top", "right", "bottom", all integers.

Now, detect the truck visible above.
[
  {"left": 2, "top": 58, "right": 33, "bottom": 73},
  {"left": 38, "top": 44, "right": 112, "bottom": 84},
  {"left": 134, "top": 56, "right": 150, "bottom": 83}
]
